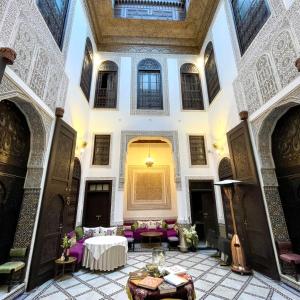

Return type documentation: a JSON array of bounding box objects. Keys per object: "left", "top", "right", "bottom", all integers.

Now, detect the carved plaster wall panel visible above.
[
  {"left": 226, "top": 0, "right": 300, "bottom": 117},
  {"left": 272, "top": 30, "right": 298, "bottom": 88},
  {"left": 256, "top": 54, "right": 279, "bottom": 103},
  {"left": 0, "top": 0, "right": 72, "bottom": 112},
  {"left": 127, "top": 165, "right": 171, "bottom": 210}
]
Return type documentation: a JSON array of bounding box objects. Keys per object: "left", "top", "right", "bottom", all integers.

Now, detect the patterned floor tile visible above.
[
  {"left": 221, "top": 278, "right": 245, "bottom": 290},
  {"left": 56, "top": 276, "right": 81, "bottom": 289},
  {"left": 66, "top": 284, "right": 91, "bottom": 296},
  {"left": 212, "top": 285, "right": 239, "bottom": 299},
  {"left": 193, "top": 263, "right": 212, "bottom": 271},
  {"left": 188, "top": 268, "right": 204, "bottom": 279},
  {"left": 40, "top": 291, "right": 69, "bottom": 300},
  {"left": 21, "top": 250, "right": 300, "bottom": 300},
  {"left": 76, "top": 290, "right": 103, "bottom": 300},
  {"left": 244, "top": 284, "right": 271, "bottom": 298},
  {"left": 104, "top": 271, "right": 126, "bottom": 281},
  {"left": 99, "top": 282, "right": 123, "bottom": 296},
  {"left": 111, "top": 289, "right": 129, "bottom": 300},
  {"left": 194, "top": 279, "right": 215, "bottom": 291},
  {"left": 86, "top": 276, "right": 110, "bottom": 288},
  {"left": 201, "top": 273, "right": 223, "bottom": 283},
  {"left": 115, "top": 276, "right": 129, "bottom": 287},
  {"left": 180, "top": 260, "right": 196, "bottom": 267},
  {"left": 237, "top": 293, "right": 264, "bottom": 300}
]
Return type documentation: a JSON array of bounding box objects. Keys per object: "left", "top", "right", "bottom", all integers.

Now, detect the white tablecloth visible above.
[{"left": 82, "top": 236, "right": 128, "bottom": 271}]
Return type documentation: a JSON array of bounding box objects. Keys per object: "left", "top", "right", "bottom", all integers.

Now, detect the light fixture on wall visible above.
[
  {"left": 213, "top": 143, "right": 224, "bottom": 155},
  {"left": 145, "top": 143, "right": 154, "bottom": 168}
]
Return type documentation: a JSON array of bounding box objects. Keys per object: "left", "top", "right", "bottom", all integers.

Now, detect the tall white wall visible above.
[{"left": 64, "top": 0, "right": 243, "bottom": 229}]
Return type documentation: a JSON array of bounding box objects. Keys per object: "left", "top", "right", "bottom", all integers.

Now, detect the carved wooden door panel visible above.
[
  {"left": 218, "top": 157, "right": 234, "bottom": 238},
  {"left": 227, "top": 121, "right": 279, "bottom": 279},
  {"left": 28, "top": 117, "right": 76, "bottom": 290},
  {"left": 83, "top": 181, "right": 112, "bottom": 227},
  {"left": 272, "top": 106, "right": 300, "bottom": 253},
  {"left": 65, "top": 157, "right": 81, "bottom": 233},
  {"left": 0, "top": 100, "right": 30, "bottom": 263}
]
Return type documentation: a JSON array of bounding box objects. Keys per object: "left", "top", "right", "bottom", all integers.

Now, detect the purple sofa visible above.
[
  {"left": 123, "top": 220, "right": 178, "bottom": 242},
  {"left": 68, "top": 229, "right": 88, "bottom": 265}
]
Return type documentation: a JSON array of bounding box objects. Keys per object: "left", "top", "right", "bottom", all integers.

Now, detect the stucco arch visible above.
[
  {"left": 0, "top": 91, "right": 53, "bottom": 248},
  {"left": 255, "top": 99, "right": 300, "bottom": 244},
  {"left": 119, "top": 131, "right": 181, "bottom": 190}
]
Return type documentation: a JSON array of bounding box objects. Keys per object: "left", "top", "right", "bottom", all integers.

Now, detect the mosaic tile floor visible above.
[{"left": 20, "top": 250, "right": 300, "bottom": 300}]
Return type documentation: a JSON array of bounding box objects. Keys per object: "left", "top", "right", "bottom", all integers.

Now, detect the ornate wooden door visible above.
[
  {"left": 218, "top": 157, "right": 234, "bottom": 238},
  {"left": 189, "top": 180, "right": 218, "bottom": 241},
  {"left": 28, "top": 116, "right": 76, "bottom": 290},
  {"left": 0, "top": 100, "right": 30, "bottom": 263},
  {"left": 272, "top": 106, "right": 300, "bottom": 253},
  {"left": 83, "top": 181, "right": 112, "bottom": 227},
  {"left": 65, "top": 157, "right": 81, "bottom": 233},
  {"left": 227, "top": 120, "right": 279, "bottom": 279}
]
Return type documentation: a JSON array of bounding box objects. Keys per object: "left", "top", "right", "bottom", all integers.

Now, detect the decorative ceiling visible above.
[{"left": 84, "top": 0, "right": 219, "bottom": 54}]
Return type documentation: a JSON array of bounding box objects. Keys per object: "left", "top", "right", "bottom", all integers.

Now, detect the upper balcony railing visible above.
[{"left": 114, "top": 0, "right": 188, "bottom": 21}]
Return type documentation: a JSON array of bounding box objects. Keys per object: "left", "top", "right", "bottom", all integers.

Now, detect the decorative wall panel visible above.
[
  {"left": 127, "top": 165, "right": 171, "bottom": 210},
  {"left": 0, "top": 1, "right": 72, "bottom": 112},
  {"left": 256, "top": 54, "right": 278, "bottom": 103},
  {"left": 271, "top": 31, "right": 298, "bottom": 88}
]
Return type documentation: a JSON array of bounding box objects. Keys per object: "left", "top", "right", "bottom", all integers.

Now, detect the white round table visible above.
[{"left": 82, "top": 236, "right": 128, "bottom": 271}]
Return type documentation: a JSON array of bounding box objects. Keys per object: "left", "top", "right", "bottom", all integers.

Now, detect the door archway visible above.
[
  {"left": 0, "top": 100, "right": 30, "bottom": 263},
  {"left": 272, "top": 105, "right": 300, "bottom": 253}
]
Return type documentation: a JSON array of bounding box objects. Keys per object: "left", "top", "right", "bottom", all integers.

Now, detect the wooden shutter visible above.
[
  {"left": 189, "top": 135, "right": 207, "bottom": 165},
  {"left": 92, "top": 135, "right": 111, "bottom": 165}
]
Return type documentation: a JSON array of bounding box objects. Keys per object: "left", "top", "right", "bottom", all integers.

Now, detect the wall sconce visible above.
[
  {"left": 212, "top": 143, "right": 224, "bottom": 155},
  {"left": 80, "top": 141, "right": 87, "bottom": 153},
  {"left": 76, "top": 141, "right": 87, "bottom": 156}
]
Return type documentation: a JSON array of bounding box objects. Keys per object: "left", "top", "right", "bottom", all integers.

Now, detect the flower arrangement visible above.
[
  {"left": 60, "top": 234, "right": 72, "bottom": 261},
  {"left": 183, "top": 225, "right": 199, "bottom": 250},
  {"left": 61, "top": 234, "right": 72, "bottom": 249}
]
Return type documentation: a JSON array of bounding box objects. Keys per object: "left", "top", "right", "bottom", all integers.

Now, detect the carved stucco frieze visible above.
[
  {"left": 0, "top": 0, "right": 72, "bottom": 113},
  {"left": 263, "top": 186, "right": 289, "bottom": 241},
  {"left": 228, "top": 0, "right": 300, "bottom": 116},
  {"left": 13, "top": 188, "right": 41, "bottom": 248},
  {"left": 272, "top": 30, "right": 298, "bottom": 87},
  {"left": 256, "top": 54, "right": 279, "bottom": 103}
]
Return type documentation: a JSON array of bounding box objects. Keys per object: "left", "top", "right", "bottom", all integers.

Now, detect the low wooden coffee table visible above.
[{"left": 140, "top": 232, "right": 163, "bottom": 246}]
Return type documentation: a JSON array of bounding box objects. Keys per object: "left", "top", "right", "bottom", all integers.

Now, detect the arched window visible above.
[
  {"left": 231, "top": 0, "right": 270, "bottom": 55},
  {"left": 180, "top": 63, "right": 204, "bottom": 110},
  {"left": 205, "top": 42, "right": 220, "bottom": 104},
  {"left": 37, "top": 0, "right": 69, "bottom": 49},
  {"left": 94, "top": 61, "right": 118, "bottom": 108},
  {"left": 137, "top": 59, "right": 163, "bottom": 110},
  {"left": 80, "top": 38, "right": 93, "bottom": 101}
]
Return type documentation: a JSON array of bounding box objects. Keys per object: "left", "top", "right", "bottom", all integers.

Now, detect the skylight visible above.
[{"left": 114, "top": 0, "right": 188, "bottom": 21}]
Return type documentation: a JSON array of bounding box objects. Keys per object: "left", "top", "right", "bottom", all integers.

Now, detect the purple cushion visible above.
[
  {"left": 124, "top": 230, "right": 133, "bottom": 238},
  {"left": 69, "top": 243, "right": 85, "bottom": 263},
  {"left": 167, "top": 229, "right": 178, "bottom": 237},
  {"left": 280, "top": 253, "right": 300, "bottom": 264}
]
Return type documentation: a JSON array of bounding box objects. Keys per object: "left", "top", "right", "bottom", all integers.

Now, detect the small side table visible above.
[{"left": 54, "top": 257, "right": 77, "bottom": 278}]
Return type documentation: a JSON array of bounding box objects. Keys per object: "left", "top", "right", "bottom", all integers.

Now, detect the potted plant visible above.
[
  {"left": 61, "top": 234, "right": 72, "bottom": 261},
  {"left": 183, "top": 225, "right": 199, "bottom": 252}
]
